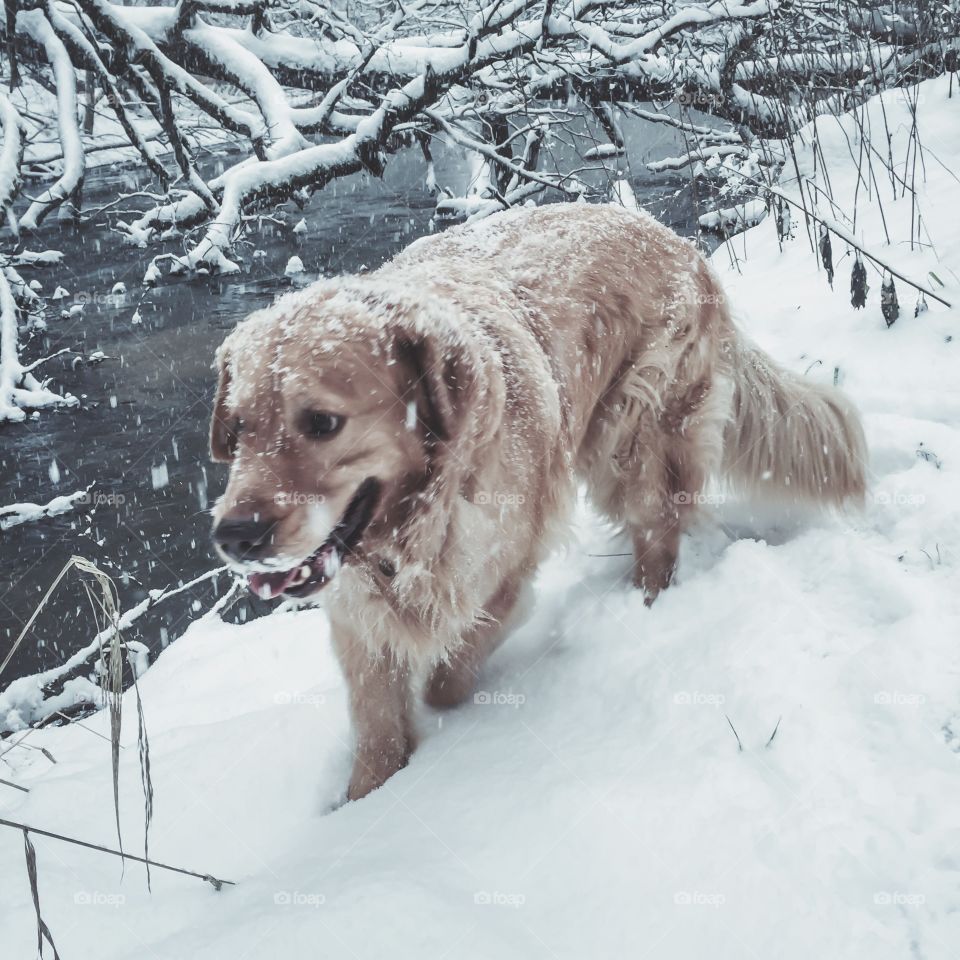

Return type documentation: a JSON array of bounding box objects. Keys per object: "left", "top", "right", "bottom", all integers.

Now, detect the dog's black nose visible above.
[{"left": 213, "top": 517, "right": 277, "bottom": 561}]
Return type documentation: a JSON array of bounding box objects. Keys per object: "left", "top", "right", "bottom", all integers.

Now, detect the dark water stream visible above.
[{"left": 1, "top": 115, "right": 705, "bottom": 687}]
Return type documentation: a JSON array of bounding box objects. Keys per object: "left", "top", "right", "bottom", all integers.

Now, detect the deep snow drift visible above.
[{"left": 2, "top": 78, "right": 959, "bottom": 959}]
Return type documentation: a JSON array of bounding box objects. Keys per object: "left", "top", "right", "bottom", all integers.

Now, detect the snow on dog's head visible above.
[{"left": 208, "top": 276, "right": 501, "bottom": 601}]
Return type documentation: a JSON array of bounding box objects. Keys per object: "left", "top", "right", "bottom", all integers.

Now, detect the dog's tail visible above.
[{"left": 720, "top": 332, "right": 867, "bottom": 506}]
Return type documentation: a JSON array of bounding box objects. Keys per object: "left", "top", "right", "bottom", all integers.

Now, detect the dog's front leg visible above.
[{"left": 331, "top": 618, "right": 413, "bottom": 801}]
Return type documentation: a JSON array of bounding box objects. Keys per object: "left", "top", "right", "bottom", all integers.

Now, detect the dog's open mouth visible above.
[{"left": 247, "top": 478, "right": 381, "bottom": 601}]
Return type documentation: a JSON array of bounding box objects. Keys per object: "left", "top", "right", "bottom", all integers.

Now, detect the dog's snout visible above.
[{"left": 213, "top": 516, "right": 278, "bottom": 562}]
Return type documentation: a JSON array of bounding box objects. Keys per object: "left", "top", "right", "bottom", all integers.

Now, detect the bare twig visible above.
[
  {"left": 725, "top": 714, "right": 744, "bottom": 752},
  {"left": 1, "top": 817, "right": 235, "bottom": 890}
]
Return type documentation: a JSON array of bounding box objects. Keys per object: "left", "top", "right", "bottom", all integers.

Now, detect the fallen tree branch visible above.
[
  {"left": 0, "top": 816, "right": 235, "bottom": 890},
  {"left": 0, "top": 0, "right": 950, "bottom": 274},
  {"left": 0, "top": 487, "right": 90, "bottom": 530},
  {"left": 0, "top": 91, "right": 24, "bottom": 236},
  {"left": 16, "top": 10, "right": 84, "bottom": 229},
  {"left": 763, "top": 182, "right": 952, "bottom": 308},
  {"left": 425, "top": 107, "right": 589, "bottom": 195},
  {"left": 0, "top": 265, "right": 76, "bottom": 422}
]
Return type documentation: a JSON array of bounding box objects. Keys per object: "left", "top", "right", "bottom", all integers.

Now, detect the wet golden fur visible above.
[{"left": 211, "top": 203, "right": 867, "bottom": 798}]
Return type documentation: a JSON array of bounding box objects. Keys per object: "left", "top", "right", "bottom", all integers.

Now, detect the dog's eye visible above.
[{"left": 304, "top": 411, "right": 345, "bottom": 439}]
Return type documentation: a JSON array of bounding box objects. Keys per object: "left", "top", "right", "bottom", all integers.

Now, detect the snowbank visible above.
[{"left": 2, "top": 77, "right": 959, "bottom": 959}]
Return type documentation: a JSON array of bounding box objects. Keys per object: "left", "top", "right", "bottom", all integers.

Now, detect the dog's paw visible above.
[
  {"left": 346, "top": 740, "right": 411, "bottom": 800},
  {"left": 423, "top": 661, "right": 476, "bottom": 709}
]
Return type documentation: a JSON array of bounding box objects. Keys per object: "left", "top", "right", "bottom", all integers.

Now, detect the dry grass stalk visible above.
[
  {"left": 73, "top": 557, "right": 155, "bottom": 888},
  {"left": 22, "top": 827, "right": 62, "bottom": 960}
]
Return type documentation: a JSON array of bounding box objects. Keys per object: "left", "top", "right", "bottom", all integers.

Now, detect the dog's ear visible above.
[
  {"left": 210, "top": 346, "right": 236, "bottom": 463},
  {"left": 393, "top": 326, "right": 504, "bottom": 457},
  {"left": 395, "top": 337, "right": 465, "bottom": 446},
  {"left": 372, "top": 296, "right": 506, "bottom": 563}
]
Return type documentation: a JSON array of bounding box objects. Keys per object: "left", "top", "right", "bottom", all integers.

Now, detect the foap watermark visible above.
[
  {"left": 474, "top": 891, "right": 526, "bottom": 908},
  {"left": 674, "top": 891, "right": 725, "bottom": 908},
  {"left": 872, "top": 491, "right": 925, "bottom": 508},
  {"left": 71, "top": 290, "right": 128, "bottom": 309},
  {"left": 890, "top": 89, "right": 928, "bottom": 108},
  {"left": 474, "top": 690, "right": 526, "bottom": 708},
  {"left": 274, "top": 690, "right": 326, "bottom": 707},
  {"left": 674, "top": 691, "right": 726, "bottom": 707},
  {"left": 74, "top": 890, "right": 125, "bottom": 908},
  {"left": 274, "top": 491, "right": 327, "bottom": 507},
  {"left": 874, "top": 691, "right": 926, "bottom": 707},
  {"left": 474, "top": 491, "right": 526, "bottom": 506},
  {"left": 673, "top": 491, "right": 726, "bottom": 506},
  {"left": 274, "top": 891, "right": 326, "bottom": 907},
  {"left": 693, "top": 291, "right": 727, "bottom": 306},
  {"left": 77, "top": 489, "right": 126, "bottom": 508},
  {"left": 661, "top": 291, "right": 727, "bottom": 312},
  {"left": 673, "top": 89, "right": 724, "bottom": 109},
  {"left": 874, "top": 891, "right": 925, "bottom": 907}
]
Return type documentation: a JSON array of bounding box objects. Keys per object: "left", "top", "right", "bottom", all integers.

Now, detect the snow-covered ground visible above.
[{"left": 2, "top": 78, "right": 959, "bottom": 958}]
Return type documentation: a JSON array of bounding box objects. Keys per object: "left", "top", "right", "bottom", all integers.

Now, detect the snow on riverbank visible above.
[{"left": 2, "top": 78, "right": 959, "bottom": 958}]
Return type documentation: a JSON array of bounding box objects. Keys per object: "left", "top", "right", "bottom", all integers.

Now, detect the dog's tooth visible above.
[
  {"left": 299, "top": 565, "right": 311, "bottom": 580},
  {"left": 322, "top": 551, "right": 341, "bottom": 578}
]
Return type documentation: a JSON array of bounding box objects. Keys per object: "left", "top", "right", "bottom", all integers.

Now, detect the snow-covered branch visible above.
[
  {"left": 0, "top": 265, "right": 76, "bottom": 422},
  {"left": 0, "top": 93, "right": 23, "bottom": 237},
  {"left": 647, "top": 144, "right": 750, "bottom": 173},
  {"left": 16, "top": 11, "right": 84, "bottom": 230},
  {"left": 0, "top": 0, "right": 951, "bottom": 274},
  {"left": 0, "top": 488, "right": 90, "bottom": 531}
]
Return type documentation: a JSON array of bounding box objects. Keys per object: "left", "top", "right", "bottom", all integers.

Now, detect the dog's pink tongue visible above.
[{"left": 247, "top": 568, "right": 299, "bottom": 600}]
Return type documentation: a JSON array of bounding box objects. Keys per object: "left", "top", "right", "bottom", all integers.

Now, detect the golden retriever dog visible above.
[{"left": 209, "top": 203, "right": 866, "bottom": 799}]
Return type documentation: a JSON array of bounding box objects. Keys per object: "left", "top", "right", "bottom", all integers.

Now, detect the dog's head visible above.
[{"left": 209, "top": 282, "right": 497, "bottom": 600}]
